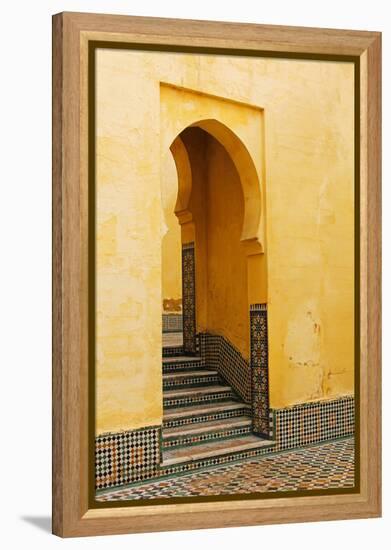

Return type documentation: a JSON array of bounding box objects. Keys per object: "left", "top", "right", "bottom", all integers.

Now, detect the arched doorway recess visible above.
[{"left": 162, "top": 114, "right": 270, "bottom": 438}]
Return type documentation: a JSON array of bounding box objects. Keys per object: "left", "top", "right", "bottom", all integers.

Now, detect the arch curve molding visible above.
[{"left": 160, "top": 83, "right": 266, "bottom": 254}]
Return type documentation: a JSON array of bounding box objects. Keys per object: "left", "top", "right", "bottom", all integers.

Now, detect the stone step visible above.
[
  {"left": 163, "top": 355, "right": 202, "bottom": 363},
  {"left": 163, "top": 385, "right": 234, "bottom": 409},
  {"left": 163, "top": 415, "right": 252, "bottom": 438},
  {"left": 161, "top": 435, "right": 274, "bottom": 467},
  {"left": 163, "top": 400, "right": 251, "bottom": 428},
  {"left": 163, "top": 369, "right": 220, "bottom": 389},
  {"left": 162, "top": 355, "right": 203, "bottom": 373},
  {"left": 162, "top": 416, "right": 252, "bottom": 449}
]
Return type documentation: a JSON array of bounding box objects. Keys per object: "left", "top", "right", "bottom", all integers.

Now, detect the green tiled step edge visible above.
[
  {"left": 163, "top": 407, "right": 251, "bottom": 428},
  {"left": 163, "top": 426, "right": 252, "bottom": 449},
  {"left": 163, "top": 391, "right": 235, "bottom": 408}
]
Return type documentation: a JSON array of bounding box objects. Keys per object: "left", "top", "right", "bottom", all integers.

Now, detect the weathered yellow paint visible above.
[
  {"left": 161, "top": 84, "right": 265, "bottom": 250},
  {"left": 180, "top": 129, "right": 209, "bottom": 332},
  {"left": 205, "top": 134, "right": 249, "bottom": 357},
  {"left": 161, "top": 151, "right": 182, "bottom": 307},
  {"left": 96, "top": 49, "right": 354, "bottom": 434},
  {"left": 171, "top": 128, "right": 265, "bottom": 359}
]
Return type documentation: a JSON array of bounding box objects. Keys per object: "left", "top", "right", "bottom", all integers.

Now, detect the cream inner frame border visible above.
[{"left": 52, "top": 12, "right": 381, "bottom": 537}]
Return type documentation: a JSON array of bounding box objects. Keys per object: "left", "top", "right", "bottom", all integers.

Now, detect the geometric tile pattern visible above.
[
  {"left": 96, "top": 437, "right": 355, "bottom": 500},
  {"left": 163, "top": 389, "right": 235, "bottom": 409},
  {"left": 162, "top": 357, "right": 203, "bottom": 373},
  {"left": 95, "top": 426, "right": 161, "bottom": 490},
  {"left": 163, "top": 373, "right": 221, "bottom": 390},
  {"left": 272, "top": 395, "right": 355, "bottom": 451},
  {"left": 162, "top": 344, "right": 184, "bottom": 357},
  {"left": 94, "top": 396, "right": 355, "bottom": 492},
  {"left": 198, "top": 332, "right": 252, "bottom": 403},
  {"left": 162, "top": 314, "right": 183, "bottom": 333},
  {"left": 250, "top": 304, "right": 270, "bottom": 438},
  {"left": 182, "top": 242, "right": 196, "bottom": 354}
]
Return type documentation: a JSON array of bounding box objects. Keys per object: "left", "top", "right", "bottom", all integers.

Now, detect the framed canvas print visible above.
[{"left": 52, "top": 12, "right": 381, "bottom": 537}]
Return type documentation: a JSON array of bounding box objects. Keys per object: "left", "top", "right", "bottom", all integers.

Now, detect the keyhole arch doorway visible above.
[{"left": 162, "top": 117, "right": 267, "bottom": 356}]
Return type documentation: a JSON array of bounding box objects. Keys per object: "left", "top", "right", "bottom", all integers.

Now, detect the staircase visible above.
[{"left": 161, "top": 352, "right": 274, "bottom": 471}]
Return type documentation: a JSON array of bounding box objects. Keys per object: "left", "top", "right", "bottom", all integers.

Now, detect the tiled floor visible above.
[
  {"left": 96, "top": 437, "right": 354, "bottom": 501},
  {"left": 163, "top": 332, "right": 183, "bottom": 347}
]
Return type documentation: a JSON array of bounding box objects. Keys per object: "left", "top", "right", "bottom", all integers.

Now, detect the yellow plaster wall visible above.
[
  {"left": 96, "top": 51, "right": 163, "bottom": 434},
  {"left": 180, "top": 129, "right": 209, "bottom": 332},
  {"left": 96, "top": 49, "right": 354, "bottom": 434},
  {"left": 205, "top": 136, "right": 249, "bottom": 358},
  {"left": 179, "top": 127, "right": 249, "bottom": 356},
  {"left": 161, "top": 153, "right": 182, "bottom": 309}
]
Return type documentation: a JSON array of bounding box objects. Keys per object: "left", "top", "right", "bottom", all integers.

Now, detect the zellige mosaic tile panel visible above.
[
  {"left": 95, "top": 426, "right": 161, "bottom": 490},
  {"left": 250, "top": 304, "right": 271, "bottom": 438},
  {"left": 182, "top": 242, "right": 196, "bottom": 354},
  {"left": 272, "top": 396, "right": 355, "bottom": 451},
  {"left": 198, "top": 332, "right": 252, "bottom": 403}
]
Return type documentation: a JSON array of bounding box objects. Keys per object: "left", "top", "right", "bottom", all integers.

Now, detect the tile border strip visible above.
[
  {"left": 250, "top": 303, "right": 271, "bottom": 438},
  {"left": 182, "top": 242, "right": 196, "bottom": 354}
]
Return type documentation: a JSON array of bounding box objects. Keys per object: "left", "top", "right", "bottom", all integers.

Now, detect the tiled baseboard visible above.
[
  {"left": 271, "top": 395, "right": 355, "bottom": 451},
  {"left": 198, "top": 332, "right": 252, "bottom": 403},
  {"left": 95, "top": 426, "right": 161, "bottom": 490}
]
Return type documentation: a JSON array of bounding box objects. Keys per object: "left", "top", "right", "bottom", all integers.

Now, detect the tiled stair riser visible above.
[
  {"left": 163, "top": 425, "right": 252, "bottom": 449},
  {"left": 162, "top": 358, "right": 203, "bottom": 373},
  {"left": 160, "top": 444, "right": 275, "bottom": 478},
  {"left": 162, "top": 346, "right": 184, "bottom": 358},
  {"left": 163, "top": 407, "right": 252, "bottom": 429},
  {"left": 163, "top": 374, "right": 221, "bottom": 390},
  {"left": 163, "top": 390, "right": 235, "bottom": 409}
]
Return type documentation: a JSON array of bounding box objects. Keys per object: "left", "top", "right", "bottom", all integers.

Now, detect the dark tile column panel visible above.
[
  {"left": 250, "top": 303, "right": 271, "bottom": 438},
  {"left": 182, "top": 242, "right": 196, "bottom": 354}
]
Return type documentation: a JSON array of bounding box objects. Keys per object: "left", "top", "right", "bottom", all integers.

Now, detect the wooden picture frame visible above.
[{"left": 52, "top": 11, "right": 381, "bottom": 537}]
